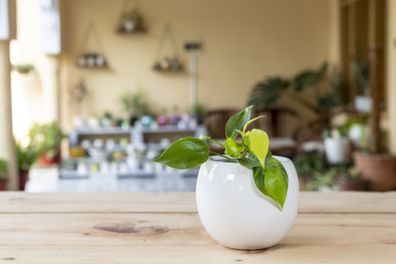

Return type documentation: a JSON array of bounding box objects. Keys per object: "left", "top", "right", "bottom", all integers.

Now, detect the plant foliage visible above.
[
  {"left": 28, "top": 122, "right": 64, "bottom": 158},
  {"left": 154, "top": 106, "right": 288, "bottom": 209},
  {"left": 248, "top": 62, "right": 343, "bottom": 115}
]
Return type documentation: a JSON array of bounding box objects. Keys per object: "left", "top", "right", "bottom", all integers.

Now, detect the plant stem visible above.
[
  {"left": 209, "top": 152, "right": 235, "bottom": 161},
  {"left": 209, "top": 138, "right": 224, "bottom": 148}
]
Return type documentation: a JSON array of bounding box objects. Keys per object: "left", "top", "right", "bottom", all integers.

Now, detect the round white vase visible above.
[{"left": 196, "top": 156, "right": 299, "bottom": 250}]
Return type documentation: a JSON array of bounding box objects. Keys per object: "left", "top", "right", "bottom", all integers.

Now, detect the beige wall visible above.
[{"left": 60, "top": 0, "right": 333, "bottom": 129}]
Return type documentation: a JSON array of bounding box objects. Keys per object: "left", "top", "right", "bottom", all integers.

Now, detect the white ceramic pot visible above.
[
  {"left": 354, "top": 96, "right": 372, "bottom": 113},
  {"left": 196, "top": 156, "right": 299, "bottom": 250},
  {"left": 324, "top": 137, "right": 351, "bottom": 164}
]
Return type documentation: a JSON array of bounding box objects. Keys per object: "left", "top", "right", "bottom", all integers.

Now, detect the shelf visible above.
[
  {"left": 116, "top": 27, "right": 147, "bottom": 35},
  {"left": 75, "top": 64, "right": 109, "bottom": 70}
]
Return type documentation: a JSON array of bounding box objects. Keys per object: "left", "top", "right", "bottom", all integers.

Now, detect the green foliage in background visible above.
[
  {"left": 15, "top": 142, "right": 39, "bottom": 172},
  {"left": 154, "top": 106, "right": 289, "bottom": 209},
  {"left": 12, "top": 64, "right": 35, "bottom": 74},
  {"left": 0, "top": 159, "right": 8, "bottom": 179},
  {"left": 28, "top": 122, "right": 64, "bottom": 159},
  {"left": 248, "top": 62, "right": 343, "bottom": 115},
  {"left": 120, "top": 90, "right": 151, "bottom": 118}
]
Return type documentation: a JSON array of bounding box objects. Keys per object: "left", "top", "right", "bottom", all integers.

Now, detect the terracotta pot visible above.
[
  {"left": 337, "top": 177, "right": 368, "bottom": 191},
  {"left": 38, "top": 149, "right": 61, "bottom": 166},
  {"left": 19, "top": 170, "right": 29, "bottom": 191},
  {"left": 0, "top": 179, "right": 7, "bottom": 190},
  {"left": 353, "top": 152, "right": 396, "bottom": 191}
]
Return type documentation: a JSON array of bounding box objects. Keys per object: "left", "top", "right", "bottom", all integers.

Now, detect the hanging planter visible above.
[
  {"left": 76, "top": 22, "right": 109, "bottom": 69},
  {"left": 152, "top": 25, "right": 184, "bottom": 73},
  {"left": 116, "top": 0, "right": 147, "bottom": 34}
]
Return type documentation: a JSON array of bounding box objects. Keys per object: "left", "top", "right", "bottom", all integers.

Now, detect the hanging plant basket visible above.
[
  {"left": 76, "top": 22, "right": 109, "bottom": 69},
  {"left": 152, "top": 25, "right": 184, "bottom": 73},
  {"left": 116, "top": 0, "right": 147, "bottom": 34}
]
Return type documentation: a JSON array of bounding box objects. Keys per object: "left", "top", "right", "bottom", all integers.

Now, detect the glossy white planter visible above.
[{"left": 196, "top": 156, "right": 299, "bottom": 250}]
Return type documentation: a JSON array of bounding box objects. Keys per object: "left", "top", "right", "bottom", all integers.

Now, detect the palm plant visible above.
[{"left": 248, "top": 62, "right": 343, "bottom": 129}]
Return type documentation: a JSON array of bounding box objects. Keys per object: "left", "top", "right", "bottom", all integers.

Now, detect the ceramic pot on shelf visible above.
[
  {"left": 324, "top": 137, "right": 351, "bottom": 164},
  {"left": 196, "top": 156, "right": 299, "bottom": 250}
]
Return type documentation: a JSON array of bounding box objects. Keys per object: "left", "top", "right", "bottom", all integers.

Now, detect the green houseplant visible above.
[
  {"left": 120, "top": 90, "right": 151, "bottom": 126},
  {"left": 155, "top": 106, "right": 299, "bottom": 250},
  {"left": 0, "top": 159, "right": 8, "bottom": 190},
  {"left": 16, "top": 142, "right": 38, "bottom": 190},
  {"left": 248, "top": 62, "right": 344, "bottom": 134},
  {"left": 29, "top": 122, "right": 64, "bottom": 166}
]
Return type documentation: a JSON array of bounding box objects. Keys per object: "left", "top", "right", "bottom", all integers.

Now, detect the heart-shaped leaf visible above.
[
  {"left": 263, "top": 156, "right": 288, "bottom": 209},
  {"left": 154, "top": 137, "right": 209, "bottom": 169},
  {"left": 252, "top": 155, "right": 288, "bottom": 209},
  {"left": 242, "top": 129, "right": 269, "bottom": 167},
  {"left": 224, "top": 138, "right": 245, "bottom": 158},
  {"left": 225, "top": 106, "right": 253, "bottom": 138}
]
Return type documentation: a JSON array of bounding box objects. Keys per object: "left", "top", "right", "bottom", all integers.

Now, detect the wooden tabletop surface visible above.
[{"left": 0, "top": 191, "right": 395, "bottom": 263}]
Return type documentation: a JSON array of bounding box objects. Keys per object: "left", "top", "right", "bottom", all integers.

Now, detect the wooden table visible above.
[{"left": 0, "top": 192, "right": 395, "bottom": 263}]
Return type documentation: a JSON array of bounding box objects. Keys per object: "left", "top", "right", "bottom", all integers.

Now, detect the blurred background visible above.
[{"left": 0, "top": 0, "right": 395, "bottom": 192}]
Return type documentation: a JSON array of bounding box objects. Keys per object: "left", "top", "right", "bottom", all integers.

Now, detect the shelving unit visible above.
[{"left": 63, "top": 126, "right": 206, "bottom": 180}]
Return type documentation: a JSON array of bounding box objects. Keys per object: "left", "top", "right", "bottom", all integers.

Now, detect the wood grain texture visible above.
[
  {"left": 0, "top": 192, "right": 395, "bottom": 263},
  {"left": 0, "top": 191, "right": 395, "bottom": 213}
]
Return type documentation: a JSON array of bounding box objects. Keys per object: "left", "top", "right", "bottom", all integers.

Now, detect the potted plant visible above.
[
  {"left": 16, "top": 142, "right": 38, "bottom": 190},
  {"left": 120, "top": 90, "right": 151, "bottom": 126},
  {"left": 248, "top": 62, "right": 344, "bottom": 134},
  {"left": 336, "top": 165, "right": 368, "bottom": 191},
  {"left": 323, "top": 129, "right": 351, "bottom": 165},
  {"left": 293, "top": 151, "right": 326, "bottom": 189},
  {"left": 353, "top": 49, "right": 396, "bottom": 191},
  {"left": 353, "top": 60, "right": 372, "bottom": 113},
  {"left": 117, "top": 8, "right": 145, "bottom": 33},
  {"left": 154, "top": 106, "right": 298, "bottom": 250},
  {"left": 189, "top": 103, "right": 206, "bottom": 125},
  {"left": 0, "top": 159, "right": 8, "bottom": 190},
  {"left": 29, "top": 122, "right": 64, "bottom": 166}
]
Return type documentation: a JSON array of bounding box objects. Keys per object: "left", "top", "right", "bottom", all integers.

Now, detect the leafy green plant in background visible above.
[
  {"left": 0, "top": 159, "right": 8, "bottom": 179},
  {"left": 12, "top": 64, "right": 35, "bottom": 74},
  {"left": 353, "top": 60, "right": 369, "bottom": 96},
  {"left": 28, "top": 122, "right": 64, "bottom": 159},
  {"left": 154, "top": 106, "right": 289, "bottom": 209},
  {"left": 15, "top": 142, "right": 38, "bottom": 172},
  {"left": 120, "top": 90, "right": 151, "bottom": 118},
  {"left": 248, "top": 62, "right": 343, "bottom": 118},
  {"left": 189, "top": 102, "right": 206, "bottom": 123},
  {"left": 294, "top": 151, "right": 326, "bottom": 178}
]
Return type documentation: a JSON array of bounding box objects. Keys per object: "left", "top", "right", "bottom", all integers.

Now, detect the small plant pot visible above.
[
  {"left": 324, "top": 137, "right": 350, "bottom": 164},
  {"left": 354, "top": 96, "right": 372, "bottom": 113},
  {"left": 38, "top": 149, "right": 61, "bottom": 166},
  {"left": 0, "top": 179, "right": 7, "bottom": 190},
  {"left": 336, "top": 177, "right": 368, "bottom": 191},
  {"left": 19, "top": 170, "right": 29, "bottom": 191},
  {"left": 353, "top": 152, "right": 396, "bottom": 191},
  {"left": 196, "top": 156, "right": 299, "bottom": 250}
]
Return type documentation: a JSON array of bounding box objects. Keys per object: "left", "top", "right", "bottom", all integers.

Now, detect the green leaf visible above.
[
  {"left": 263, "top": 156, "right": 289, "bottom": 209},
  {"left": 154, "top": 137, "right": 209, "bottom": 169},
  {"left": 225, "top": 106, "right": 253, "bottom": 138},
  {"left": 293, "top": 62, "right": 327, "bottom": 91},
  {"left": 239, "top": 153, "right": 261, "bottom": 169},
  {"left": 248, "top": 77, "right": 290, "bottom": 111},
  {"left": 242, "top": 115, "right": 265, "bottom": 134},
  {"left": 242, "top": 129, "right": 269, "bottom": 167},
  {"left": 253, "top": 166, "right": 265, "bottom": 196},
  {"left": 224, "top": 138, "right": 245, "bottom": 158}
]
